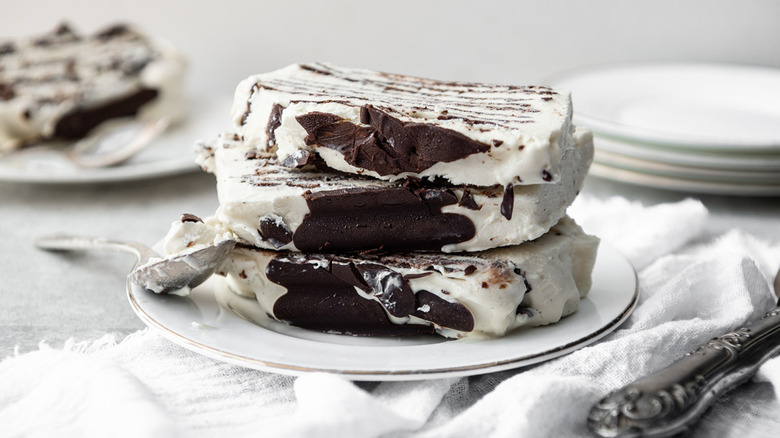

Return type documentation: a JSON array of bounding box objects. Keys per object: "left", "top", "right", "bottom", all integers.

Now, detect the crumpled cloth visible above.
[{"left": 3, "top": 195, "right": 780, "bottom": 438}]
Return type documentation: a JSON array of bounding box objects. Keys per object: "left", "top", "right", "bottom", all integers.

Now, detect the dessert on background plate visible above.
[
  {"left": 0, "top": 22, "right": 186, "bottom": 154},
  {"left": 158, "top": 62, "right": 598, "bottom": 339}
]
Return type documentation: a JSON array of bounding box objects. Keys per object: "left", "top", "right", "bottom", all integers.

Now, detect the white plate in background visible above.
[
  {"left": 552, "top": 63, "right": 780, "bottom": 151},
  {"left": 594, "top": 135, "right": 780, "bottom": 172},
  {"left": 589, "top": 162, "right": 780, "bottom": 197},
  {"left": 594, "top": 148, "right": 780, "bottom": 185}
]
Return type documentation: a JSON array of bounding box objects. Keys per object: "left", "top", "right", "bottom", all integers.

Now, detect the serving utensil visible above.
[
  {"left": 65, "top": 118, "right": 169, "bottom": 168},
  {"left": 588, "top": 267, "right": 780, "bottom": 437},
  {"left": 2, "top": 118, "right": 168, "bottom": 168},
  {"left": 35, "top": 234, "right": 235, "bottom": 295}
]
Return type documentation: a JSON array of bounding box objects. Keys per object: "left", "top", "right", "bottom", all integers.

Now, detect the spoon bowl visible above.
[{"left": 35, "top": 234, "right": 235, "bottom": 295}]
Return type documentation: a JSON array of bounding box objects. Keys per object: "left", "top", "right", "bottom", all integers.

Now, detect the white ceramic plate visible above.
[
  {"left": 0, "top": 94, "right": 231, "bottom": 184},
  {"left": 552, "top": 63, "right": 780, "bottom": 151},
  {"left": 590, "top": 162, "right": 780, "bottom": 196},
  {"left": 594, "top": 135, "right": 780, "bottom": 172},
  {"left": 127, "top": 244, "right": 638, "bottom": 381},
  {"left": 594, "top": 149, "right": 780, "bottom": 184}
]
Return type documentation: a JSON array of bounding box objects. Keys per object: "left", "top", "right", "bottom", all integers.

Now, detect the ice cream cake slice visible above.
[
  {"left": 165, "top": 215, "right": 598, "bottom": 339},
  {"left": 231, "top": 62, "right": 575, "bottom": 187},
  {"left": 190, "top": 128, "right": 592, "bottom": 253},
  {"left": 0, "top": 22, "right": 186, "bottom": 153}
]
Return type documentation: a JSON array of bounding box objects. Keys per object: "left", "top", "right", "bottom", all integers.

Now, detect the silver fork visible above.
[{"left": 588, "top": 268, "right": 780, "bottom": 437}]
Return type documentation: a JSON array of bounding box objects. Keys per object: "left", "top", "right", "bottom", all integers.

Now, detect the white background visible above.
[{"left": 2, "top": 0, "right": 778, "bottom": 96}]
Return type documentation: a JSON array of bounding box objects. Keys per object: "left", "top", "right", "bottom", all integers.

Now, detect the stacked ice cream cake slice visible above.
[{"left": 164, "top": 63, "right": 598, "bottom": 339}]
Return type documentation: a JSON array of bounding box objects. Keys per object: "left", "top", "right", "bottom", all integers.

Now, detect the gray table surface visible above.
[{"left": 1, "top": 170, "right": 779, "bottom": 358}]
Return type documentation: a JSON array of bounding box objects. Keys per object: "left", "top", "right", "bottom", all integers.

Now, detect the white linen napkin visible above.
[{"left": 2, "top": 195, "right": 780, "bottom": 438}]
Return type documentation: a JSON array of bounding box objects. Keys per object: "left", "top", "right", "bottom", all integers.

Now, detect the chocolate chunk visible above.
[
  {"left": 53, "top": 88, "right": 158, "bottom": 139},
  {"left": 258, "top": 216, "right": 293, "bottom": 248},
  {"left": 266, "top": 103, "right": 284, "bottom": 148},
  {"left": 296, "top": 112, "right": 343, "bottom": 136},
  {"left": 245, "top": 150, "right": 263, "bottom": 160},
  {"left": 513, "top": 267, "right": 532, "bottom": 293},
  {"left": 458, "top": 189, "right": 480, "bottom": 210},
  {"left": 542, "top": 170, "right": 553, "bottom": 182},
  {"left": 0, "top": 82, "right": 14, "bottom": 101},
  {"left": 55, "top": 23, "right": 74, "bottom": 36},
  {"left": 464, "top": 265, "right": 477, "bottom": 275},
  {"left": 295, "top": 105, "right": 490, "bottom": 176},
  {"left": 94, "top": 24, "right": 132, "bottom": 41},
  {"left": 180, "top": 213, "right": 203, "bottom": 223},
  {"left": 355, "top": 263, "right": 416, "bottom": 318},
  {"left": 293, "top": 186, "right": 476, "bottom": 252},
  {"left": 267, "top": 257, "right": 434, "bottom": 336},
  {"left": 34, "top": 23, "right": 79, "bottom": 47},
  {"left": 330, "top": 260, "right": 370, "bottom": 292},
  {"left": 412, "top": 290, "right": 474, "bottom": 332},
  {"left": 500, "top": 184, "right": 514, "bottom": 220},
  {"left": 0, "top": 42, "right": 15, "bottom": 56}
]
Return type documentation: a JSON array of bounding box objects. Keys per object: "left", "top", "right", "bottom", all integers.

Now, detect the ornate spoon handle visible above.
[{"left": 588, "top": 308, "right": 780, "bottom": 437}]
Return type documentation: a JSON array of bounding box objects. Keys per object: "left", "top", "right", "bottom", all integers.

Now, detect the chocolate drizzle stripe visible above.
[
  {"left": 242, "top": 62, "right": 565, "bottom": 131},
  {"left": 249, "top": 87, "right": 537, "bottom": 130}
]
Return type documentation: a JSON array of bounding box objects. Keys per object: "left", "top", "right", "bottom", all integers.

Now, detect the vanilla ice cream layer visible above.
[
  {"left": 230, "top": 62, "right": 574, "bottom": 186},
  {"left": 0, "top": 22, "right": 186, "bottom": 152}
]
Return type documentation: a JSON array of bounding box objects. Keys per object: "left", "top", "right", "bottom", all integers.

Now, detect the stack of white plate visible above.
[{"left": 551, "top": 63, "right": 780, "bottom": 196}]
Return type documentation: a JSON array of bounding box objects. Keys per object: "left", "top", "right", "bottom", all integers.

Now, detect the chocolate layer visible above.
[
  {"left": 412, "top": 290, "right": 475, "bottom": 332},
  {"left": 266, "top": 256, "right": 439, "bottom": 335},
  {"left": 295, "top": 105, "right": 490, "bottom": 175},
  {"left": 292, "top": 185, "right": 476, "bottom": 252},
  {"left": 53, "top": 88, "right": 158, "bottom": 139}
]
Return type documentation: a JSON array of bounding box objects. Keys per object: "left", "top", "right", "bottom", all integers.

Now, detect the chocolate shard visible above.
[
  {"left": 180, "top": 213, "right": 203, "bottom": 223},
  {"left": 458, "top": 189, "right": 480, "bottom": 210},
  {"left": 295, "top": 105, "right": 490, "bottom": 176},
  {"left": 500, "top": 184, "right": 514, "bottom": 220},
  {"left": 330, "top": 260, "right": 371, "bottom": 292},
  {"left": 266, "top": 103, "right": 284, "bottom": 148},
  {"left": 0, "top": 82, "right": 15, "bottom": 101},
  {"left": 412, "top": 290, "right": 474, "bottom": 332},
  {"left": 258, "top": 216, "right": 293, "bottom": 248},
  {"left": 94, "top": 24, "right": 133, "bottom": 41},
  {"left": 355, "top": 263, "right": 416, "bottom": 318},
  {"left": 0, "top": 43, "right": 15, "bottom": 56}
]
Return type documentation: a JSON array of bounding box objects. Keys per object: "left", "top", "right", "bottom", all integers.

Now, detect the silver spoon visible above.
[
  {"left": 589, "top": 266, "right": 780, "bottom": 437},
  {"left": 35, "top": 234, "right": 235, "bottom": 295},
  {"left": 66, "top": 118, "right": 169, "bottom": 168},
  {"left": 2, "top": 118, "right": 169, "bottom": 168}
]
